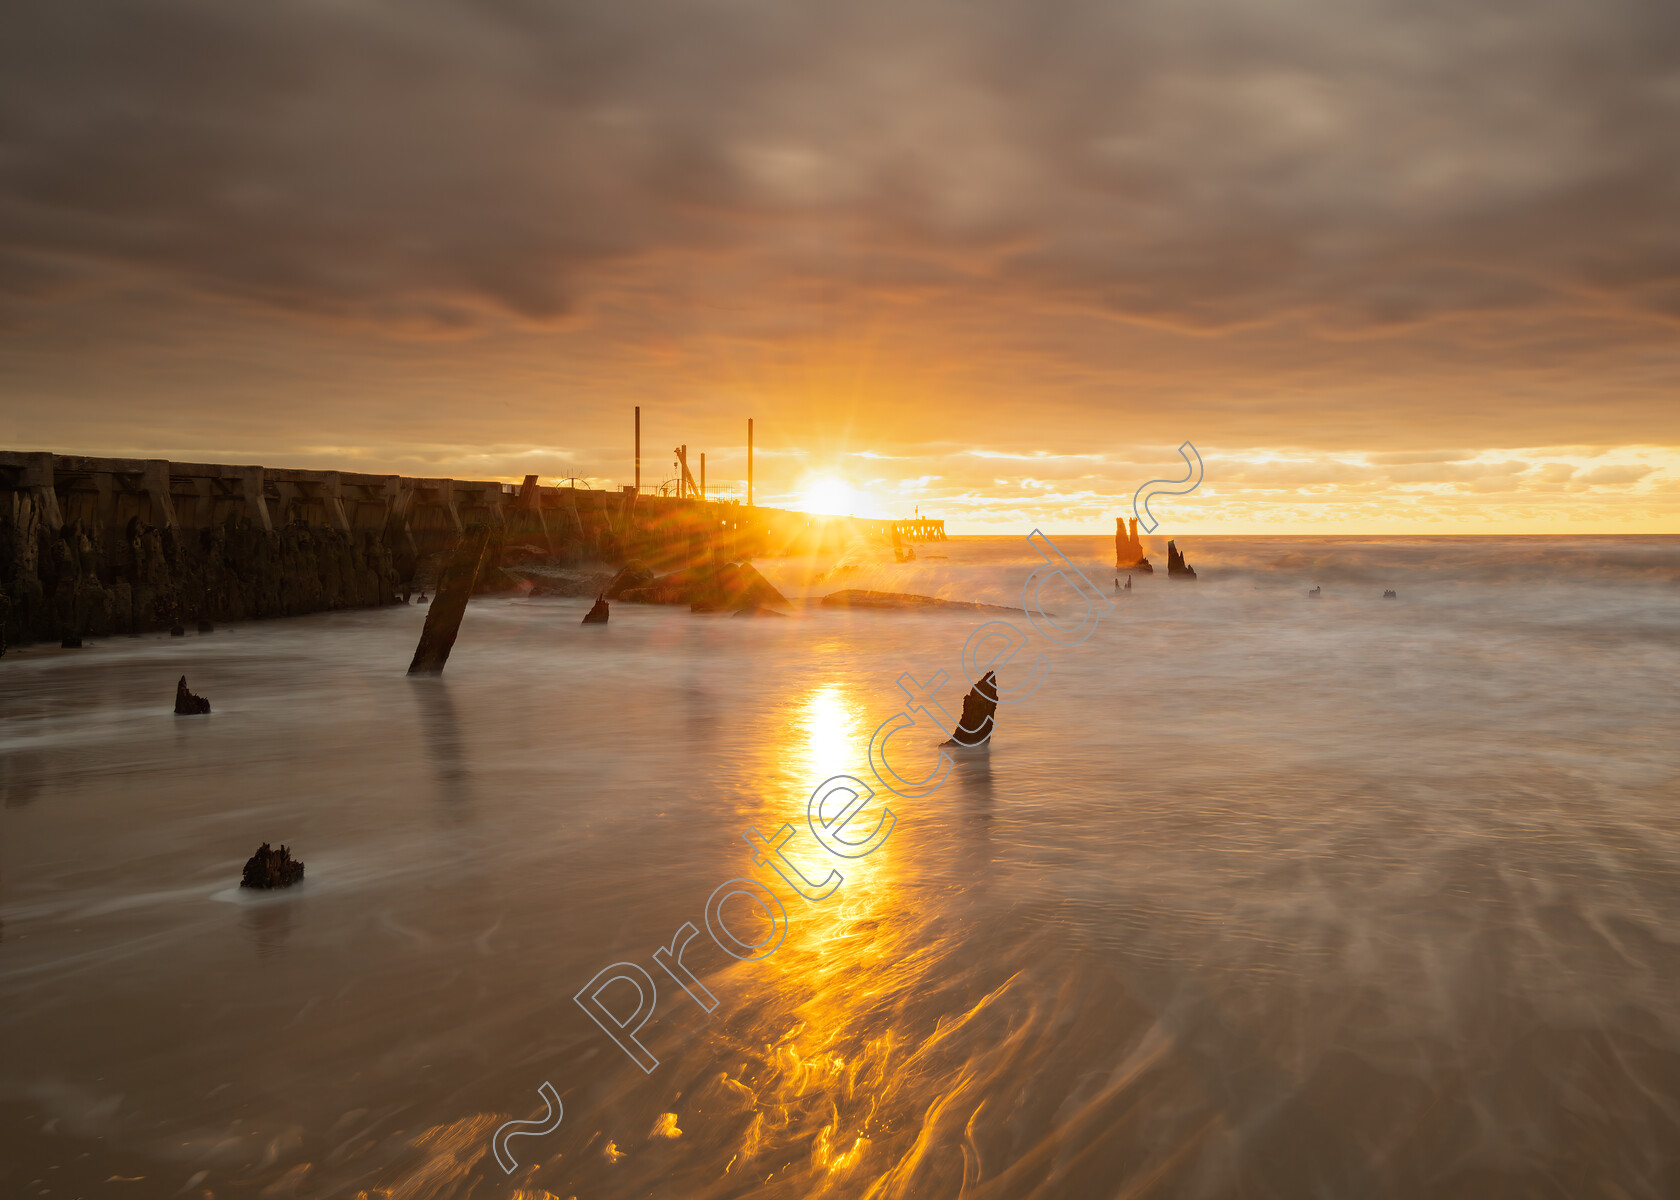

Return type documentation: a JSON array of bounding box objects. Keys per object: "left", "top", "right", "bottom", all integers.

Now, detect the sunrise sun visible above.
[{"left": 800, "top": 476, "right": 858, "bottom": 516}]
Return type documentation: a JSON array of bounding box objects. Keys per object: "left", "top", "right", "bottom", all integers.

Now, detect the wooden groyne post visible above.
[{"left": 407, "top": 525, "right": 492, "bottom": 675}]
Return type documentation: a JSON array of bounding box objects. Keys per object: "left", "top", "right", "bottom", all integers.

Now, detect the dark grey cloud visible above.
[
  {"left": 2, "top": 0, "right": 1678, "bottom": 460},
  {"left": 5, "top": 0, "right": 1678, "bottom": 324}
]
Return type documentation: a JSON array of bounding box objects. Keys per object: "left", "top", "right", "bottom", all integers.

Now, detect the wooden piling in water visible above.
[{"left": 407, "top": 524, "right": 493, "bottom": 675}]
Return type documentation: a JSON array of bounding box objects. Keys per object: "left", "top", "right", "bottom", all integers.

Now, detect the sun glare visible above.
[{"left": 801, "top": 476, "right": 857, "bottom": 516}]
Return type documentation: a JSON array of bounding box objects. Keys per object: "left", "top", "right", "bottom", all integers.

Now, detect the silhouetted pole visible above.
[
  {"left": 634, "top": 406, "right": 641, "bottom": 494},
  {"left": 675, "top": 445, "right": 701, "bottom": 499},
  {"left": 407, "top": 524, "right": 492, "bottom": 675},
  {"left": 747, "top": 418, "right": 754, "bottom": 507},
  {"left": 700, "top": 452, "right": 706, "bottom": 502}
]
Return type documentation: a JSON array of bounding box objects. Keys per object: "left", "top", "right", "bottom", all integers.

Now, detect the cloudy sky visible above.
[{"left": 3, "top": 0, "right": 1677, "bottom": 531}]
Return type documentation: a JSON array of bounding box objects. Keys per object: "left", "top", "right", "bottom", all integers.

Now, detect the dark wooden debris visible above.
[
  {"left": 407, "top": 525, "right": 493, "bottom": 675},
  {"left": 174, "top": 675, "right": 211, "bottom": 714},
  {"left": 241, "top": 842, "right": 304, "bottom": 889},
  {"left": 943, "top": 671, "right": 999, "bottom": 746}
]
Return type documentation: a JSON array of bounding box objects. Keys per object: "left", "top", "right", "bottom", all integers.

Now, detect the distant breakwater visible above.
[{"left": 0, "top": 451, "right": 943, "bottom": 650}]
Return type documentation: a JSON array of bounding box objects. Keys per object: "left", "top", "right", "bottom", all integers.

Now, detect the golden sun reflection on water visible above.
[
  {"left": 778, "top": 684, "right": 899, "bottom": 949},
  {"left": 800, "top": 685, "right": 858, "bottom": 782},
  {"left": 727, "top": 683, "right": 917, "bottom": 1179}
]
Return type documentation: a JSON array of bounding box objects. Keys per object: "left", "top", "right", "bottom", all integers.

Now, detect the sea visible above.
[{"left": 2, "top": 535, "right": 1677, "bottom": 1199}]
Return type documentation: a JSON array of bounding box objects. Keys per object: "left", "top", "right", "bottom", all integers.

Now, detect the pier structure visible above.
[
  {"left": 0, "top": 451, "right": 942, "bottom": 555},
  {"left": 0, "top": 450, "right": 945, "bottom": 647},
  {"left": 892, "top": 519, "right": 945, "bottom": 542}
]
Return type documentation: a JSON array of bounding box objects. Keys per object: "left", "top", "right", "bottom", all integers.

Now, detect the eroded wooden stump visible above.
[
  {"left": 174, "top": 675, "right": 211, "bottom": 714},
  {"left": 407, "top": 525, "right": 493, "bottom": 675},
  {"left": 241, "top": 842, "right": 304, "bottom": 889}
]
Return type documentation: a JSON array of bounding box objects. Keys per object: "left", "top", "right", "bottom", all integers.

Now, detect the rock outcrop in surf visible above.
[
  {"left": 1115, "top": 518, "right": 1152, "bottom": 572},
  {"left": 1167, "top": 540, "right": 1197, "bottom": 580},
  {"left": 822, "top": 590, "right": 1031, "bottom": 615},
  {"left": 581, "top": 598, "right": 609, "bottom": 624},
  {"left": 621, "top": 562, "right": 788, "bottom": 611},
  {"left": 602, "top": 561, "right": 654, "bottom": 599}
]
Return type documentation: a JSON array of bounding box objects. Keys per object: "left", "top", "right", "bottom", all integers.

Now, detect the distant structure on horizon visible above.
[{"left": 1116, "top": 517, "right": 1153, "bottom": 573}]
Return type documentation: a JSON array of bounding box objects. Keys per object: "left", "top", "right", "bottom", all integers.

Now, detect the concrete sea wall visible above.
[{"left": 0, "top": 451, "right": 944, "bottom": 650}]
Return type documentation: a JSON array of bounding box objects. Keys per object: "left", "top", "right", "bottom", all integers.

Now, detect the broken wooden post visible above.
[
  {"left": 942, "top": 671, "right": 999, "bottom": 746},
  {"left": 241, "top": 842, "right": 304, "bottom": 889},
  {"left": 175, "top": 675, "right": 211, "bottom": 714},
  {"left": 407, "top": 524, "right": 492, "bottom": 675},
  {"left": 517, "top": 473, "right": 554, "bottom": 553}
]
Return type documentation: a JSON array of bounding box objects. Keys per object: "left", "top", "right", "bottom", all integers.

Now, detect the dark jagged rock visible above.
[
  {"left": 623, "top": 562, "right": 788, "bottom": 611},
  {"left": 240, "top": 842, "right": 304, "bottom": 889},
  {"left": 1166, "top": 540, "right": 1197, "bottom": 580},
  {"left": 415, "top": 592, "right": 429, "bottom": 604},
  {"left": 821, "top": 589, "right": 1033, "bottom": 615},
  {"left": 1383, "top": 590, "right": 1397, "bottom": 599},
  {"left": 1308, "top": 586, "right": 1321, "bottom": 597},
  {"left": 815, "top": 564, "right": 863, "bottom": 585},
  {"left": 174, "top": 675, "right": 211, "bottom": 714},
  {"left": 60, "top": 633, "right": 83, "bottom": 648},
  {"left": 943, "top": 671, "right": 999, "bottom": 746},
  {"left": 527, "top": 569, "right": 615, "bottom": 598},
  {"left": 603, "top": 561, "right": 654, "bottom": 599},
  {"left": 1115, "top": 517, "right": 1151, "bottom": 571},
  {"left": 498, "top": 566, "right": 537, "bottom": 593},
  {"left": 733, "top": 602, "right": 786, "bottom": 617},
  {"left": 197, "top": 618, "right": 214, "bottom": 633},
  {"left": 170, "top": 622, "right": 186, "bottom": 636},
  {"left": 500, "top": 542, "right": 549, "bottom": 566},
  {"left": 708, "top": 562, "right": 788, "bottom": 611},
  {"left": 582, "top": 598, "right": 610, "bottom": 624}
]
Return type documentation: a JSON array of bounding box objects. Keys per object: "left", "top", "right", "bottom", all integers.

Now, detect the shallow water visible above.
[{"left": 2, "top": 535, "right": 1678, "bottom": 1199}]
